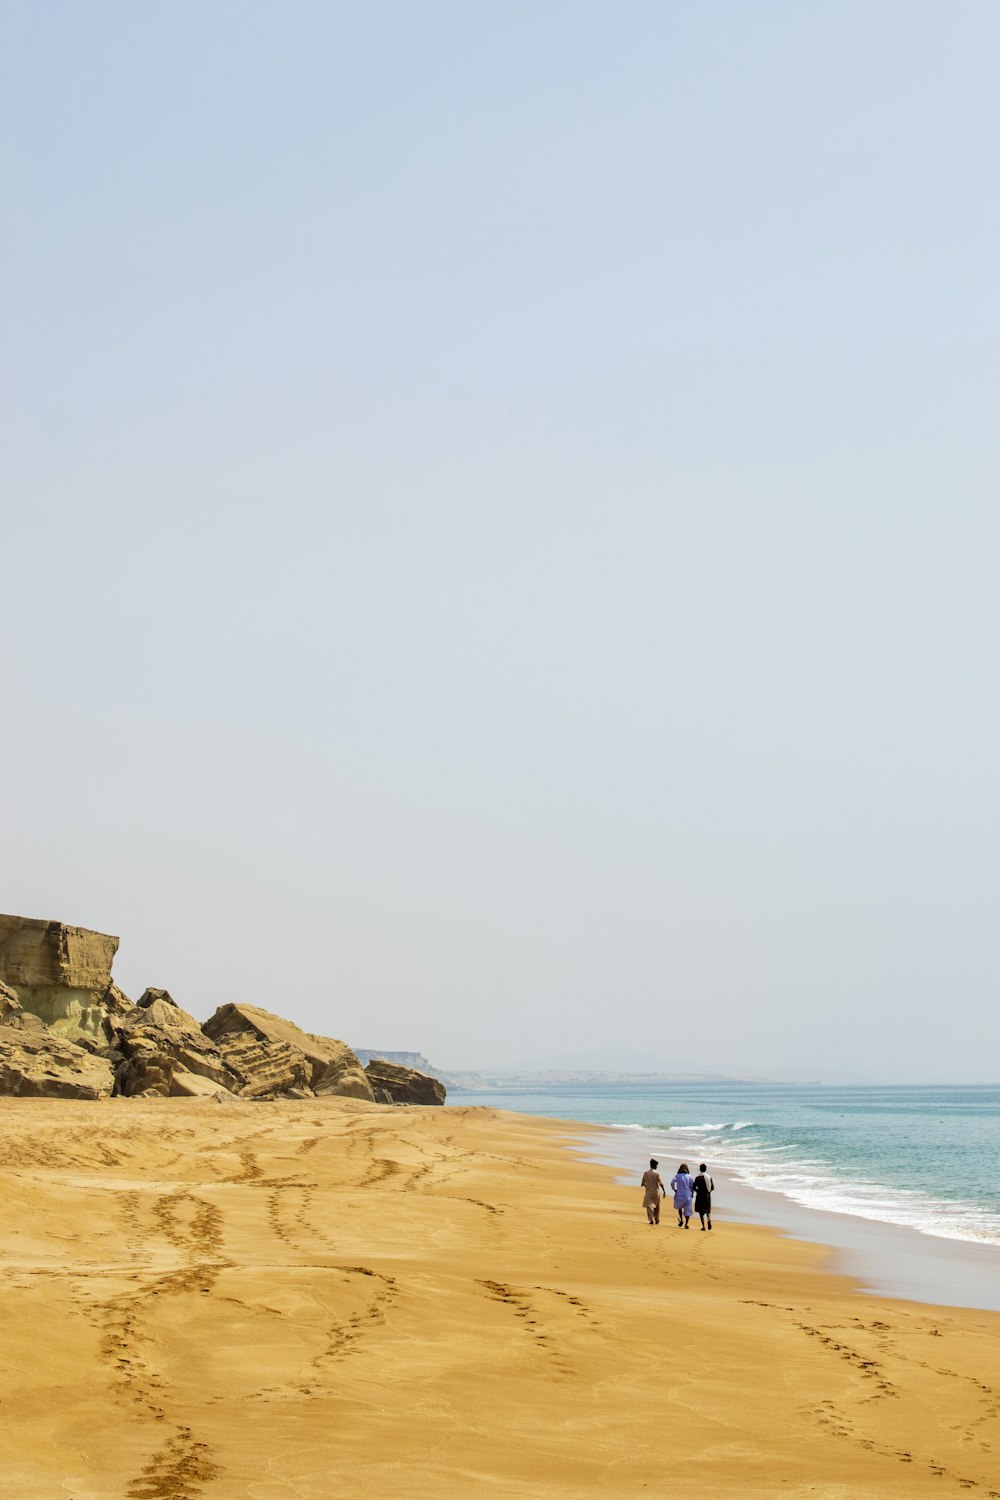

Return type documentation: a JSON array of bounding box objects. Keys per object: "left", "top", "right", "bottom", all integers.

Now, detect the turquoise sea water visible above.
[{"left": 449, "top": 1082, "right": 1000, "bottom": 1246}]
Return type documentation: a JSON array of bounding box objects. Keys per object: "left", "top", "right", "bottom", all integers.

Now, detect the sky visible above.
[{"left": 3, "top": 1, "right": 999, "bottom": 1081}]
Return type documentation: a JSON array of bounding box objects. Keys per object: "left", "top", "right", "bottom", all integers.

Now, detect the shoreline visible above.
[
  {"left": 578, "top": 1117, "right": 1000, "bottom": 1313},
  {"left": 444, "top": 1080, "right": 1000, "bottom": 1262}
]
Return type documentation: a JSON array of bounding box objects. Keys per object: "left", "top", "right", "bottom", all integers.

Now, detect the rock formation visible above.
[
  {"left": 0, "top": 914, "right": 130, "bottom": 1041},
  {"left": 365, "top": 1059, "right": 446, "bottom": 1106},
  {"left": 0, "top": 981, "right": 115, "bottom": 1098},
  {"left": 0, "top": 912, "right": 440, "bottom": 1106},
  {"left": 203, "top": 1004, "right": 374, "bottom": 1102},
  {"left": 114, "top": 990, "right": 241, "bottom": 1099}
]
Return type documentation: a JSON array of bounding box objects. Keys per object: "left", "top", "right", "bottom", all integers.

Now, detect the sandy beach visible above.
[{"left": 2, "top": 1098, "right": 999, "bottom": 1499}]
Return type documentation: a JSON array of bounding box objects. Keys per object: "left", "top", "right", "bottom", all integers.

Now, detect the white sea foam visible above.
[
  {"left": 603, "top": 1114, "right": 1000, "bottom": 1249},
  {"left": 692, "top": 1133, "right": 1000, "bottom": 1247}
]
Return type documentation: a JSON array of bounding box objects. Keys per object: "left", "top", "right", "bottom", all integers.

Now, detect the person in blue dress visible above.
[{"left": 671, "top": 1162, "right": 694, "bottom": 1228}]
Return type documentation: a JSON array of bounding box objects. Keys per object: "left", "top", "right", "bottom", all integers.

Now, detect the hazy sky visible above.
[{"left": 4, "top": 2, "right": 999, "bottom": 1081}]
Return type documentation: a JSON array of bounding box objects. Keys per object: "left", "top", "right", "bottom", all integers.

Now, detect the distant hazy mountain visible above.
[
  {"left": 354, "top": 1048, "right": 437, "bottom": 1074},
  {"left": 462, "top": 1046, "right": 682, "bottom": 1075}
]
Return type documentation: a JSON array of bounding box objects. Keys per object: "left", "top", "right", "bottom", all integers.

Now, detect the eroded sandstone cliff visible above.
[
  {"left": 0, "top": 913, "right": 442, "bottom": 1106},
  {"left": 0, "top": 914, "right": 126, "bottom": 1040},
  {"left": 0, "top": 981, "right": 115, "bottom": 1098}
]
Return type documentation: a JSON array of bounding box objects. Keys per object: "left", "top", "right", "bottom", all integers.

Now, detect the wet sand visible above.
[
  {"left": 1, "top": 1097, "right": 999, "bottom": 1499},
  {"left": 586, "top": 1126, "right": 1000, "bottom": 1312}
]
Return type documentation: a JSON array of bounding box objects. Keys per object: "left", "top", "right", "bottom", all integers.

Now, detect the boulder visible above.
[
  {"left": 136, "top": 987, "right": 177, "bottom": 1008},
  {"left": 312, "top": 1041, "right": 374, "bottom": 1100},
  {"left": 202, "top": 1004, "right": 373, "bottom": 1101},
  {"left": 164, "top": 1067, "right": 237, "bottom": 1100},
  {"left": 113, "top": 1035, "right": 172, "bottom": 1097},
  {"left": 364, "top": 1059, "right": 446, "bottom": 1107},
  {"left": 100, "top": 981, "right": 134, "bottom": 1032},
  {"left": 0, "top": 982, "right": 115, "bottom": 1099},
  {"left": 0, "top": 914, "right": 131, "bottom": 1041},
  {"left": 113, "top": 995, "right": 240, "bottom": 1098},
  {"left": 200, "top": 1005, "right": 308, "bottom": 1098}
]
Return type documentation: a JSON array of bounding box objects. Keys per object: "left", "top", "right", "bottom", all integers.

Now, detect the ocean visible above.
[{"left": 449, "top": 1081, "right": 1000, "bottom": 1248}]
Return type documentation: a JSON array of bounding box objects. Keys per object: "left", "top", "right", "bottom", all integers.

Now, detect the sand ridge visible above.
[{"left": 0, "top": 1097, "right": 998, "bottom": 1498}]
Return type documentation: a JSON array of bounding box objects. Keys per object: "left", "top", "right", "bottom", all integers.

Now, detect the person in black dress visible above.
[{"left": 693, "top": 1163, "right": 714, "bottom": 1230}]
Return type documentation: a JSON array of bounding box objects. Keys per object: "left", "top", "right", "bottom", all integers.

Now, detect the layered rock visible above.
[
  {"left": 113, "top": 990, "right": 240, "bottom": 1099},
  {"left": 312, "top": 1041, "right": 375, "bottom": 1100},
  {"left": 0, "top": 913, "right": 418, "bottom": 1107},
  {"left": 0, "top": 981, "right": 115, "bottom": 1099},
  {"left": 203, "top": 1004, "right": 373, "bottom": 1102},
  {"left": 364, "top": 1059, "right": 446, "bottom": 1107},
  {"left": 0, "top": 914, "right": 131, "bottom": 1041}
]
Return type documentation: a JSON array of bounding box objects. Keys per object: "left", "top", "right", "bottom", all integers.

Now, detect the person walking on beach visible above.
[
  {"left": 640, "top": 1158, "right": 665, "bottom": 1225},
  {"left": 671, "top": 1163, "right": 694, "bottom": 1228},
  {"left": 692, "top": 1163, "right": 714, "bottom": 1231}
]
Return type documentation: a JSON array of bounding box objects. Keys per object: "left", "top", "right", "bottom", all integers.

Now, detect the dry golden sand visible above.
[{"left": 1, "top": 1098, "right": 999, "bottom": 1499}]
